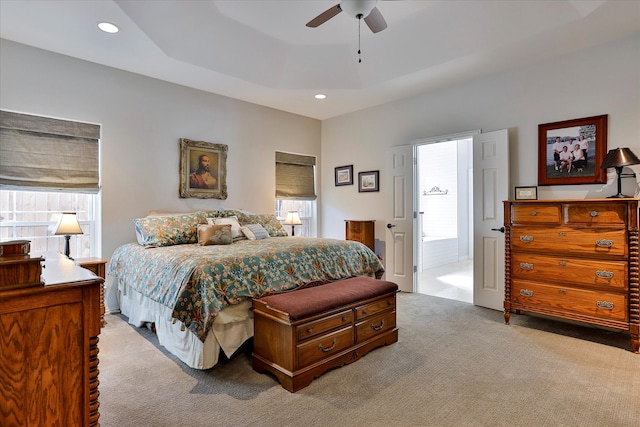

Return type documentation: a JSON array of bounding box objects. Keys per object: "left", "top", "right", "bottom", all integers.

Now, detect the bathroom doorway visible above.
[{"left": 415, "top": 136, "right": 474, "bottom": 303}]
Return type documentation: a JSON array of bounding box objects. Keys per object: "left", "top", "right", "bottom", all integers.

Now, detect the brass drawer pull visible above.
[
  {"left": 590, "top": 211, "right": 599, "bottom": 217},
  {"left": 519, "top": 235, "right": 534, "bottom": 242},
  {"left": 530, "top": 211, "right": 538, "bottom": 216},
  {"left": 596, "top": 301, "right": 614, "bottom": 310},
  {"left": 370, "top": 319, "right": 385, "bottom": 331},
  {"left": 520, "top": 289, "right": 534, "bottom": 297},
  {"left": 595, "top": 239, "right": 613, "bottom": 248},
  {"left": 520, "top": 262, "right": 534, "bottom": 270},
  {"left": 319, "top": 338, "right": 337, "bottom": 352},
  {"left": 559, "top": 289, "right": 567, "bottom": 294},
  {"left": 307, "top": 328, "right": 313, "bottom": 334},
  {"left": 558, "top": 261, "right": 567, "bottom": 266},
  {"left": 558, "top": 231, "right": 567, "bottom": 236},
  {"left": 596, "top": 270, "right": 614, "bottom": 279}
]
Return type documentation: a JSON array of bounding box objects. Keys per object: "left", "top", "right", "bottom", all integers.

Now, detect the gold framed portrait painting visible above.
[{"left": 179, "top": 138, "right": 228, "bottom": 199}]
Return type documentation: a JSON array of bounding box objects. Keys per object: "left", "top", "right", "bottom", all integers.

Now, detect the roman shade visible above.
[
  {"left": 0, "top": 110, "right": 100, "bottom": 192},
  {"left": 275, "top": 151, "right": 316, "bottom": 200}
]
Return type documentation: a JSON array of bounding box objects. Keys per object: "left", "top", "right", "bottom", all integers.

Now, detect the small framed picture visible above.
[
  {"left": 515, "top": 186, "right": 538, "bottom": 200},
  {"left": 179, "top": 138, "right": 228, "bottom": 199},
  {"left": 358, "top": 170, "right": 379, "bottom": 192},
  {"left": 335, "top": 165, "right": 353, "bottom": 186}
]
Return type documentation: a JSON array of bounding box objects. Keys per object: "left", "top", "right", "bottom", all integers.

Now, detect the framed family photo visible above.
[
  {"left": 358, "top": 170, "right": 379, "bottom": 192},
  {"left": 179, "top": 138, "right": 228, "bottom": 199},
  {"left": 335, "top": 165, "right": 353, "bottom": 186},
  {"left": 537, "top": 115, "right": 608, "bottom": 186}
]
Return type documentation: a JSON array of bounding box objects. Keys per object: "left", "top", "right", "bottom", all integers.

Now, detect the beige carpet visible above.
[{"left": 97, "top": 293, "right": 639, "bottom": 427}]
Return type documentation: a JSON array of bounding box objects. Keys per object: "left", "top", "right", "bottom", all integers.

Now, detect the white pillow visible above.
[
  {"left": 241, "top": 223, "right": 270, "bottom": 240},
  {"left": 208, "top": 216, "right": 244, "bottom": 240}
]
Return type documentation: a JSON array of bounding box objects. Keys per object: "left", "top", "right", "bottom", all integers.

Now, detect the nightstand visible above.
[
  {"left": 76, "top": 257, "right": 107, "bottom": 326},
  {"left": 345, "top": 220, "right": 375, "bottom": 252}
]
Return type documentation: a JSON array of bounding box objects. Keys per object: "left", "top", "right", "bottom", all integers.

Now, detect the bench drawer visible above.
[
  {"left": 356, "top": 296, "right": 395, "bottom": 320},
  {"left": 356, "top": 311, "right": 397, "bottom": 343},
  {"left": 296, "top": 326, "right": 354, "bottom": 369},
  {"left": 296, "top": 310, "right": 353, "bottom": 341}
]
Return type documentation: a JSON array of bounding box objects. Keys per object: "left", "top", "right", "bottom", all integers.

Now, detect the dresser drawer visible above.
[
  {"left": 511, "top": 253, "right": 628, "bottom": 290},
  {"left": 296, "top": 326, "right": 354, "bottom": 368},
  {"left": 512, "top": 281, "right": 628, "bottom": 322},
  {"left": 511, "top": 227, "right": 627, "bottom": 258},
  {"left": 511, "top": 204, "right": 561, "bottom": 225},
  {"left": 296, "top": 310, "right": 353, "bottom": 341},
  {"left": 565, "top": 203, "right": 627, "bottom": 226},
  {"left": 355, "top": 310, "right": 396, "bottom": 343},
  {"left": 355, "top": 295, "right": 396, "bottom": 320}
]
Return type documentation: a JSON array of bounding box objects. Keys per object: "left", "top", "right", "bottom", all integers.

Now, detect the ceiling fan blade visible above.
[
  {"left": 364, "top": 6, "right": 387, "bottom": 33},
  {"left": 306, "top": 4, "right": 342, "bottom": 28}
]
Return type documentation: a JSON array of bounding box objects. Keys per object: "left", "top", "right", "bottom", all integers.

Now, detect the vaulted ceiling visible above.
[{"left": 1, "top": 1, "right": 639, "bottom": 120}]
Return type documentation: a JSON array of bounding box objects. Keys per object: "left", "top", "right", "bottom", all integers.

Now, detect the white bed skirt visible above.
[{"left": 118, "top": 282, "right": 254, "bottom": 369}]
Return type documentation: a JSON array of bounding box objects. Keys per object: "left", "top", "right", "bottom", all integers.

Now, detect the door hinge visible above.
[{"left": 414, "top": 265, "right": 417, "bottom": 273}]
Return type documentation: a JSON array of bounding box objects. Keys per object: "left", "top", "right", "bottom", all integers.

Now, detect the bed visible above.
[{"left": 107, "top": 210, "right": 384, "bottom": 369}]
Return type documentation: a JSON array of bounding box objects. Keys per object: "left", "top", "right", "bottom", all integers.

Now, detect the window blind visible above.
[
  {"left": 275, "top": 151, "right": 317, "bottom": 200},
  {"left": 0, "top": 110, "right": 100, "bottom": 192}
]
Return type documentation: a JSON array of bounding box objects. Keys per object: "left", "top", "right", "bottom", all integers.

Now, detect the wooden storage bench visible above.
[{"left": 252, "top": 276, "right": 399, "bottom": 392}]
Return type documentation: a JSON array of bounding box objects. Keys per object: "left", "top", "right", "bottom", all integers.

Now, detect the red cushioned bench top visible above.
[{"left": 256, "top": 276, "right": 398, "bottom": 320}]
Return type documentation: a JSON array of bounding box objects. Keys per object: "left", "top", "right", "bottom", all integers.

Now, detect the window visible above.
[
  {"left": 275, "top": 151, "right": 317, "bottom": 237},
  {"left": 0, "top": 190, "right": 98, "bottom": 258},
  {"left": 0, "top": 110, "right": 101, "bottom": 258},
  {"left": 275, "top": 199, "right": 316, "bottom": 237}
]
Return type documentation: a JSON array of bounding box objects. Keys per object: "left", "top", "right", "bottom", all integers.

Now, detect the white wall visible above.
[
  {"left": 320, "top": 34, "right": 640, "bottom": 263},
  {"left": 0, "top": 39, "right": 321, "bottom": 311}
]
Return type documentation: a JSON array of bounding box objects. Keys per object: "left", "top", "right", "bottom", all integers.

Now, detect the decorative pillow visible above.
[
  {"left": 248, "top": 213, "right": 289, "bottom": 237},
  {"left": 241, "top": 223, "right": 270, "bottom": 240},
  {"left": 197, "top": 224, "right": 232, "bottom": 246},
  {"left": 216, "top": 209, "right": 252, "bottom": 224},
  {"left": 133, "top": 212, "right": 207, "bottom": 247},
  {"left": 207, "top": 216, "right": 245, "bottom": 241}
]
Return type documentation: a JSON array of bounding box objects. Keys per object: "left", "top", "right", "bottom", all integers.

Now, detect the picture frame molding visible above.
[
  {"left": 334, "top": 165, "right": 354, "bottom": 186},
  {"left": 358, "top": 170, "right": 380, "bottom": 193},
  {"left": 537, "top": 114, "right": 608, "bottom": 186},
  {"left": 179, "top": 138, "right": 228, "bottom": 199}
]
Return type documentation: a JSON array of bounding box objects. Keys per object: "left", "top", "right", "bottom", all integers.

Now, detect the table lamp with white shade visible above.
[
  {"left": 284, "top": 211, "right": 302, "bottom": 236},
  {"left": 54, "top": 212, "right": 83, "bottom": 259}
]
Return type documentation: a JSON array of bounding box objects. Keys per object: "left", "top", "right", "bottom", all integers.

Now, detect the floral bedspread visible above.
[{"left": 107, "top": 238, "right": 384, "bottom": 341}]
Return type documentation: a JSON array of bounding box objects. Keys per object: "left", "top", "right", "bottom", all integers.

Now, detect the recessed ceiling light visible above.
[
  {"left": 98, "top": 22, "right": 119, "bottom": 34},
  {"left": 314, "top": 94, "right": 327, "bottom": 100}
]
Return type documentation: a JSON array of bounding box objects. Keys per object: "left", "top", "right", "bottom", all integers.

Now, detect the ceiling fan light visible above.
[{"left": 340, "top": 0, "right": 378, "bottom": 19}]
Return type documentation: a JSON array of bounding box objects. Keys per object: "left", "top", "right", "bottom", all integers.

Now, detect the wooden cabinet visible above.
[
  {"left": 345, "top": 220, "right": 375, "bottom": 252},
  {"left": 504, "top": 199, "right": 639, "bottom": 353},
  {"left": 77, "top": 257, "right": 107, "bottom": 326},
  {"left": 252, "top": 281, "right": 398, "bottom": 392},
  {"left": 0, "top": 253, "right": 102, "bottom": 426}
]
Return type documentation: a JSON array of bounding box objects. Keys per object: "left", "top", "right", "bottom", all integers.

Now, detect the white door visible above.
[
  {"left": 385, "top": 145, "right": 414, "bottom": 292},
  {"left": 472, "top": 129, "right": 509, "bottom": 310}
]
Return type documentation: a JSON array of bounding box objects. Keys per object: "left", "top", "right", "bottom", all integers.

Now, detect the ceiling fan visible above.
[{"left": 306, "top": 0, "right": 388, "bottom": 33}]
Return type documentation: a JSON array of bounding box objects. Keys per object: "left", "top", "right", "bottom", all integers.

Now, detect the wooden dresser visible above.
[
  {"left": 0, "top": 253, "right": 103, "bottom": 426},
  {"left": 503, "top": 199, "right": 639, "bottom": 353},
  {"left": 345, "top": 220, "right": 375, "bottom": 252}
]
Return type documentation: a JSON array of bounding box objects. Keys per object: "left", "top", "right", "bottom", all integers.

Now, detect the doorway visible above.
[{"left": 415, "top": 136, "right": 474, "bottom": 303}]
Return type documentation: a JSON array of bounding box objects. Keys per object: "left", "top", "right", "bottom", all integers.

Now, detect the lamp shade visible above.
[
  {"left": 54, "top": 212, "right": 83, "bottom": 235},
  {"left": 284, "top": 211, "right": 302, "bottom": 225},
  {"left": 600, "top": 147, "right": 640, "bottom": 169}
]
